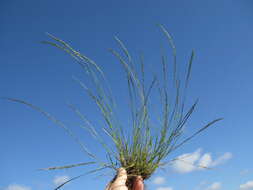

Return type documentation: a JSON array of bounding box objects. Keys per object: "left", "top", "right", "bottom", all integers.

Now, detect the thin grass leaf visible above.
[
  {"left": 172, "top": 118, "right": 223, "bottom": 151},
  {"left": 38, "top": 162, "right": 96, "bottom": 171},
  {"left": 54, "top": 166, "right": 109, "bottom": 190},
  {"left": 175, "top": 99, "right": 199, "bottom": 134},
  {"left": 185, "top": 51, "right": 195, "bottom": 88},
  {"left": 3, "top": 97, "right": 96, "bottom": 159}
]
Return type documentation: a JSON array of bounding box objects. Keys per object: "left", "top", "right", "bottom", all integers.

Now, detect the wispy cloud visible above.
[
  {"left": 240, "top": 169, "right": 250, "bottom": 176},
  {"left": 153, "top": 177, "right": 166, "bottom": 185},
  {"left": 193, "top": 181, "right": 208, "bottom": 190},
  {"left": 239, "top": 180, "right": 253, "bottom": 190},
  {"left": 205, "top": 182, "right": 221, "bottom": 190},
  {"left": 171, "top": 149, "right": 232, "bottom": 173},
  {"left": 53, "top": 175, "right": 70, "bottom": 186},
  {"left": 211, "top": 152, "right": 232, "bottom": 166},
  {"left": 4, "top": 184, "right": 31, "bottom": 190},
  {"left": 156, "top": 187, "right": 173, "bottom": 190}
]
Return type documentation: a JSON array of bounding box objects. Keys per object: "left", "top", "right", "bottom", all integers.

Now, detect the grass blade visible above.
[{"left": 39, "top": 162, "right": 96, "bottom": 171}]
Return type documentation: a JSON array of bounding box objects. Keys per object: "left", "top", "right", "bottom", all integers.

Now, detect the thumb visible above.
[{"left": 110, "top": 168, "right": 128, "bottom": 190}]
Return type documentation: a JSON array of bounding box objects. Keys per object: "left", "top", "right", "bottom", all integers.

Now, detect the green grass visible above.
[{"left": 5, "top": 25, "right": 222, "bottom": 190}]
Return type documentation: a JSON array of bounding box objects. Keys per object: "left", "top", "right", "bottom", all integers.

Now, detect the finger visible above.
[
  {"left": 117, "top": 168, "right": 127, "bottom": 179},
  {"left": 133, "top": 176, "right": 144, "bottom": 190},
  {"left": 110, "top": 168, "right": 128, "bottom": 190}
]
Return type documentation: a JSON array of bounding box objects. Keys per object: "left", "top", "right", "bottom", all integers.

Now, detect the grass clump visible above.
[{"left": 6, "top": 25, "right": 222, "bottom": 190}]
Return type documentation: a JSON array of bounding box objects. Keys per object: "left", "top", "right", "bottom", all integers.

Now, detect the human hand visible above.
[{"left": 105, "top": 168, "right": 144, "bottom": 190}]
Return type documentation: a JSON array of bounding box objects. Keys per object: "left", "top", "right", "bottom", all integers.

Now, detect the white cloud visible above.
[
  {"left": 53, "top": 175, "right": 70, "bottom": 186},
  {"left": 198, "top": 153, "right": 212, "bottom": 168},
  {"left": 205, "top": 182, "right": 222, "bottom": 190},
  {"left": 153, "top": 177, "right": 166, "bottom": 185},
  {"left": 171, "top": 149, "right": 201, "bottom": 173},
  {"left": 4, "top": 184, "right": 31, "bottom": 190},
  {"left": 211, "top": 152, "right": 232, "bottom": 166},
  {"left": 171, "top": 149, "right": 232, "bottom": 173},
  {"left": 156, "top": 187, "right": 173, "bottom": 190},
  {"left": 240, "top": 180, "right": 253, "bottom": 190}
]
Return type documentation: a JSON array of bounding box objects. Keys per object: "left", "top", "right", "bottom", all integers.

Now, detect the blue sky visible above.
[{"left": 1, "top": 0, "right": 253, "bottom": 190}]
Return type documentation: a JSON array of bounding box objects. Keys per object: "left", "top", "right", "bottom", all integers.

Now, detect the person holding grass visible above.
[
  {"left": 106, "top": 168, "right": 144, "bottom": 190},
  {"left": 7, "top": 25, "right": 222, "bottom": 190}
]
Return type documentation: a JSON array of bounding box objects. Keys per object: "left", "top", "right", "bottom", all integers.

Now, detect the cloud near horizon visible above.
[
  {"left": 171, "top": 149, "right": 232, "bottom": 173},
  {"left": 156, "top": 187, "right": 173, "bottom": 190},
  {"left": 205, "top": 182, "right": 222, "bottom": 190},
  {"left": 53, "top": 175, "right": 70, "bottom": 186},
  {"left": 239, "top": 180, "right": 253, "bottom": 190},
  {"left": 4, "top": 184, "right": 31, "bottom": 190}
]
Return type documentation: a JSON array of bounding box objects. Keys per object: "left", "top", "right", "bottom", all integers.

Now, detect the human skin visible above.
[
  {"left": 132, "top": 176, "right": 144, "bottom": 190},
  {"left": 106, "top": 168, "right": 144, "bottom": 190}
]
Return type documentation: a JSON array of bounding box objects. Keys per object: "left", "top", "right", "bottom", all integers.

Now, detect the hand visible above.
[{"left": 106, "top": 168, "right": 144, "bottom": 190}]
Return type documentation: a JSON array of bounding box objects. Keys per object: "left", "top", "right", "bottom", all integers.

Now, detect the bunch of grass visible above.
[{"left": 6, "top": 25, "right": 222, "bottom": 190}]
